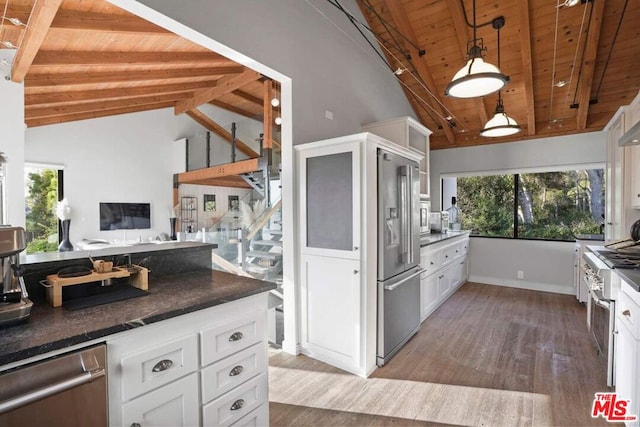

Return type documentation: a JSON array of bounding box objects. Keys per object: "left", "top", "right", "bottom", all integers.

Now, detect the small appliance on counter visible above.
[
  {"left": 0, "top": 226, "right": 32, "bottom": 326},
  {"left": 440, "top": 211, "right": 449, "bottom": 233},
  {"left": 419, "top": 196, "right": 431, "bottom": 234}
]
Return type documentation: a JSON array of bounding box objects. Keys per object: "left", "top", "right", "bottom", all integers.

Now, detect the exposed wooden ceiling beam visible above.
[
  {"left": 177, "top": 158, "right": 261, "bottom": 185},
  {"left": 26, "top": 101, "right": 175, "bottom": 127},
  {"left": 208, "top": 101, "right": 259, "bottom": 119},
  {"left": 12, "top": 0, "right": 62, "bottom": 83},
  {"left": 447, "top": 1, "right": 489, "bottom": 126},
  {"left": 576, "top": 0, "right": 605, "bottom": 130},
  {"left": 51, "top": 9, "right": 170, "bottom": 33},
  {"left": 233, "top": 89, "right": 262, "bottom": 106},
  {"left": 175, "top": 69, "right": 261, "bottom": 115},
  {"left": 518, "top": 0, "right": 536, "bottom": 135},
  {"left": 25, "top": 80, "right": 217, "bottom": 105},
  {"left": 382, "top": 0, "right": 456, "bottom": 145},
  {"left": 32, "top": 51, "right": 226, "bottom": 66},
  {"left": 26, "top": 93, "right": 189, "bottom": 118},
  {"left": 25, "top": 66, "right": 242, "bottom": 87},
  {"left": 184, "top": 108, "right": 259, "bottom": 158}
]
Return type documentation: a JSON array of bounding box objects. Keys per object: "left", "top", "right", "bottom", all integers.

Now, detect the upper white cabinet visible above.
[
  {"left": 605, "top": 107, "right": 627, "bottom": 241},
  {"left": 625, "top": 91, "right": 640, "bottom": 209},
  {"left": 363, "top": 117, "right": 432, "bottom": 197}
]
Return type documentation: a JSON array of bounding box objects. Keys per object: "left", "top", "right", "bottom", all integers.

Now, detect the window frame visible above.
[{"left": 441, "top": 162, "right": 605, "bottom": 243}]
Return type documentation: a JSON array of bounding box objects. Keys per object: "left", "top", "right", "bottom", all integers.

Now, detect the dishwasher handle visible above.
[
  {"left": 384, "top": 268, "right": 424, "bottom": 291},
  {"left": 0, "top": 361, "right": 105, "bottom": 414}
]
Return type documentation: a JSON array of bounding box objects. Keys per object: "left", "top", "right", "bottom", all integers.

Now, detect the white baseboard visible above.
[{"left": 468, "top": 275, "right": 574, "bottom": 295}]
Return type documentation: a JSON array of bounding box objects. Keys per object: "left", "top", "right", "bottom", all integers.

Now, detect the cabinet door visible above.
[
  {"left": 606, "top": 111, "right": 626, "bottom": 240},
  {"left": 614, "top": 321, "right": 637, "bottom": 425},
  {"left": 408, "top": 125, "right": 430, "bottom": 197},
  {"left": 298, "top": 142, "right": 361, "bottom": 259},
  {"left": 438, "top": 265, "right": 454, "bottom": 298},
  {"left": 122, "top": 373, "right": 199, "bottom": 427},
  {"left": 630, "top": 146, "right": 640, "bottom": 209},
  {"left": 421, "top": 271, "right": 439, "bottom": 321},
  {"left": 300, "top": 254, "right": 360, "bottom": 370}
]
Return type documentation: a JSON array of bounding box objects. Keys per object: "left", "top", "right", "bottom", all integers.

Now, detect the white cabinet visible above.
[
  {"left": 295, "top": 133, "right": 422, "bottom": 377},
  {"left": 605, "top": 108, "right": 627, "bottom": 240},
  {"left": 615, "top": 280, "right": 640, "bottom": 427},
  {"left": 363, "top": 116, "right": 432, "bottom": 197},
  {"left": 626, "top": 91, "right": 640, "bottom": 209},
  {"left": 419, "top": 233, "right": 470, "bottom": 321},
  {"left": 108, "top": 294, "right": 269, "bottom": 427}
]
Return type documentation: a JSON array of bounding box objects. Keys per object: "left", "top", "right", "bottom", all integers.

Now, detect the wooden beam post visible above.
[
  {"left": 518, "top": 0, "right": 536, "bottom": 135},
  {"left": 263, "top": 80, "right": 274, "bottom": 150},
  {"left": 12, "top": 0, "right": 63, "bottom": 83}
]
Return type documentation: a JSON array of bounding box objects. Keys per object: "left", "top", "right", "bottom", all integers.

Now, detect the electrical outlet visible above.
[
  {"left": 517, "top": 270, "right": 524, "bottom": 279},
  {"left": 325, "top": 109, "right": 334, "bottom": 120}
]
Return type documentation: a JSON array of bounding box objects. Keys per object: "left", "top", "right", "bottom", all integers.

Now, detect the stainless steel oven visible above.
[{"left": 0, "top": 344, "right": 107, "bottom": 426}]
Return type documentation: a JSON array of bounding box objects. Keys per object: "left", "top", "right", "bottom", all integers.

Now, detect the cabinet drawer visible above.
[
  {"left": 440, "top": 244, "right": 460, "bottom": 266},
  {"left": 421, "top": 250, "right": 440, "bottom": 275},
  {"left": 201, "top": 312, "right": 265, "bottom": 366},
  {"left": 201, "top": 342, "right": 267, "bottom": 404},
  {"left": 122, "top": 372, "right": 200, "bottom": 427},
  {"left": 617, "top": 288, "right": 640, "bottom": 339},
  {"left": 459, "top": 240, "right": 469, "bottom": 256},
  {"left": 120, "top": 334, "right": 198, "bottom": 401},
  {"left": 229, "top": 403, "right": 269, "bottom": 427},
  {"left": 202, "top": 373, "right": 268, "bottom": 426}
]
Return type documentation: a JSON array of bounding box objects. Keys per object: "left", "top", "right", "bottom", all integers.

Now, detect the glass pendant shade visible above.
[
  {"left": 445, "top": 51, "right": 508, "bottom": 98},
  {"left": 480, "top": 103, "right": 521, "bottom": 137}
]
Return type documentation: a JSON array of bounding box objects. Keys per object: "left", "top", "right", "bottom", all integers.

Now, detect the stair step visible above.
[
  {"left": 246, "top": 251, "right": 283, "bottom": 260},
  {"left": 264, "top": 229, "right": 282, "bottom": 235},
  {"left": 253, "top": 240, "right": 282, "bottom": 247}
]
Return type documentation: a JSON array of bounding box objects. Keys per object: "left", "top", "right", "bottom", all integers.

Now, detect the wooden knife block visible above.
[{"left": 45, "top": 265, "right": 149, "bottom": 308}]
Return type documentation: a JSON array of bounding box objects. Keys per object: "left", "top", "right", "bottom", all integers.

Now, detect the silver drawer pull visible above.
[
  {"left": 229, "top": 331, "right": 244, "bottom": 342},
  {"left": 229, "top": 365, "right": 244, "bottom": 376},
  {"left": 623, "top": 309, "right": 631, "bottom": 317},
  {"left": 230, "top": 399, "right": 245, "bottom": 411},
  {"left": 152, "top": 359, "right": 173, "bottom": 372}
]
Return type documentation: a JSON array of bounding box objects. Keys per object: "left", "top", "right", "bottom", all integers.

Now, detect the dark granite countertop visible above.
[
  {"left": 0, "top": 270, "right": 276, "bottom": 366},
  {"left": 420, "top": 230, "right": 470, "bottom": 247},
  {"left": 615, "top": 270, "right": 640, "bottom": 293}
]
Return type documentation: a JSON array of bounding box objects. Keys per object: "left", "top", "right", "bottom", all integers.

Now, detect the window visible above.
[
  {"left": 451, "top": 169, "right": 604, "bottom": 241},
  {"left": 24, "top": 165, "right": 63, "bottom": 253}
]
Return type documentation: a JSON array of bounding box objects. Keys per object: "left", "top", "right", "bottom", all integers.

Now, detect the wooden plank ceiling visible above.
[
  {"left": 358, "top": 0, "right": 640, "bottom": 149},
  {"left": 1, "top": 0, "right": 639, "bottom": 151},
  {"left": 0, "top": 0, "right": 275, "bottom": 133}
]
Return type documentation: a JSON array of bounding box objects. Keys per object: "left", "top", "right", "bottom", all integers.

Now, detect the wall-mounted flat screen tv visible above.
[{"left": 100, "top": 202, "right": 151, "bottom": 230}]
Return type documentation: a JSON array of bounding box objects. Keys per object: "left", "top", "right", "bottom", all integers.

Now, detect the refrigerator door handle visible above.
[
  {"left": 407, "top": 165, "right": 414, "bottom": 265},
  {"left": 384, "top": 268, "right": 425, "bottom": 291},
  {"left": 399, "top": 166, "right": 409, "bottom": 264}
]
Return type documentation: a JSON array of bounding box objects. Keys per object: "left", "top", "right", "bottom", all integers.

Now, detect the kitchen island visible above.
[{"left": 0, "top": 243, "right": 276, "bottom": 426}]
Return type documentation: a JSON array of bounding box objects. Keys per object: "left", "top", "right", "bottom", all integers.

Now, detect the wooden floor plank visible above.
[{"left": 269, "top": 282, "right": 618, "bottom": 426}]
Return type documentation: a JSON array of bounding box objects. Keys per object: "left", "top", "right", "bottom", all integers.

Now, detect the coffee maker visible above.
[{"left": 0, "top": 227, "right": 32, "bottom": 326}]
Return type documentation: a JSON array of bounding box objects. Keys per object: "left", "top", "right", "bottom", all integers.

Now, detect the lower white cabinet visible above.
[
  {"left": 122, "top": 372, "right": 200, "bottom": 427},
  {"left": 420, "top": 233, "right": 470, "bottom": 321},
  {"left": 108, "top": 293, "right": 269, "bottom": 427},
  {"left": 615, "top": 280, "right": 640, "bottom": 427}
]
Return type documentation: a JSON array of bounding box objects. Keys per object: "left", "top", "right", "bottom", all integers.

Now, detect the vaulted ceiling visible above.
[
  {"left": 1, "top": 0, "right": 639, "bottom": 151},
  {"left": 357, "top": 0, "right": 640, "bottom": 149}
]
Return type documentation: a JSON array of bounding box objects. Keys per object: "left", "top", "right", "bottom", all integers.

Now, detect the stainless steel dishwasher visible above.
[{"left": 0, "top": 344, "right": 107, "bottom": 426}]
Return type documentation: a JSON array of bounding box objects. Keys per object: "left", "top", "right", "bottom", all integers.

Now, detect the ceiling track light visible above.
[
  {"left": 445, "top": 1, "right": 509, "bottom": 99},
  {"left": 3, "top": 17, "right": 26, "bottom": 27},
  {"left": 0, "top": 41, "right": 17, "bottom": 49},
  {"left": 480, "top": 16, "right": 521, "bottom": 138}
]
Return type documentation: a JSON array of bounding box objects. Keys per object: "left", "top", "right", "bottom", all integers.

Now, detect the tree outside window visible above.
[{"left": 25, "top": 167, "right": 61, "bottom": 253}]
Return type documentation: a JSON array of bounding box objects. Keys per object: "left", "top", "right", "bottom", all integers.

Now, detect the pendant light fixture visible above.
[
  {"left": 445, "top": 0, "right": 509, "bottom": 99},
  {"left": 480, "top": 17, "right": 521, "bottom": 137}
]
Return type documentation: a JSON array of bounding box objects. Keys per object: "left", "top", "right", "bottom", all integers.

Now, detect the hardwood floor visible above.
[{"left": 269, "top": 282, "right": 618, "bottom": 426}]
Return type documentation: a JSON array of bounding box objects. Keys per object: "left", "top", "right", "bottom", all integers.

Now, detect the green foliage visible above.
[
  {"left": 458, "top": 170, "right": 603, "bottom": 241},
  {"left": 25, "top": 169, "right": 58, "bottom": 253}
]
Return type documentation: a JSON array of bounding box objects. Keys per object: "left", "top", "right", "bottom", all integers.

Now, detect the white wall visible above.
[
  {"left": 26, "top": 108, "right": 201, "bottom": 243},
  {"left": 0, "top": 50, "right": 25, "bottom": 227},
  {"left": 136, "top": 0, "right": 415, "bottom": 144},
  {"left": 430, "top": 131, "right": 607, "bottom": 294}
]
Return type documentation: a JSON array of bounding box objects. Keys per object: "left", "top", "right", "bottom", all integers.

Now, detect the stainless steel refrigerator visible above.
[{"left": 377, "top": 148, "right": 422, "bottom": 366}]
